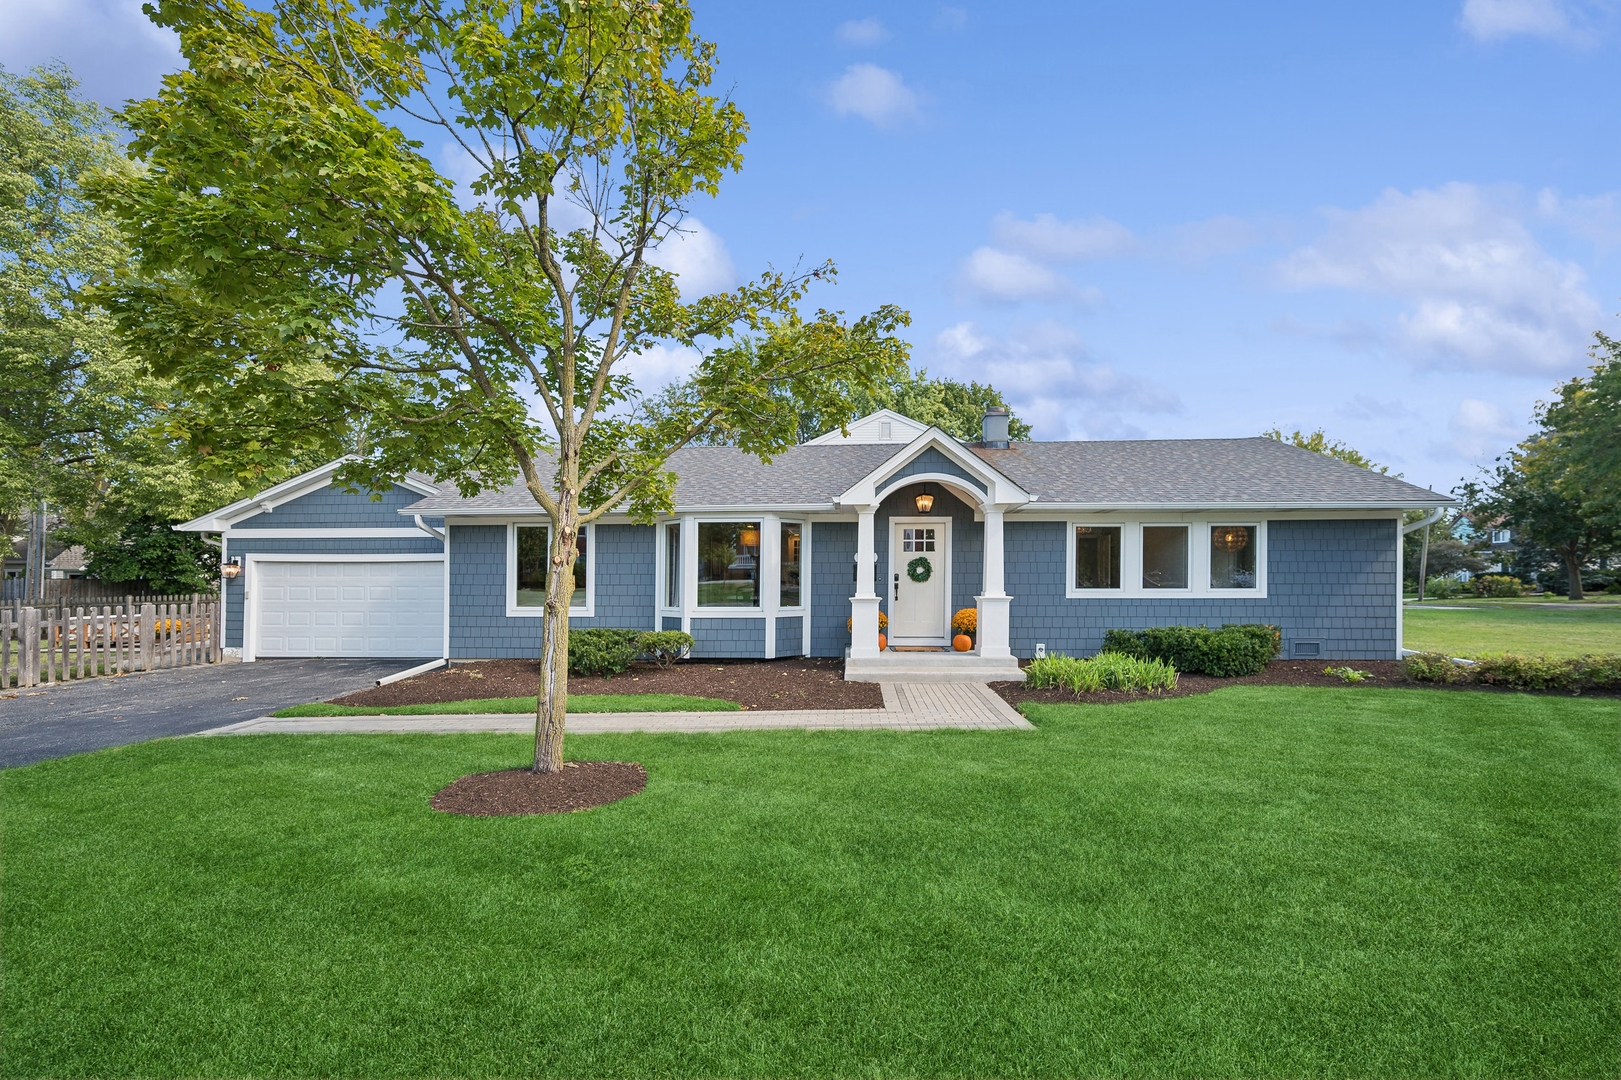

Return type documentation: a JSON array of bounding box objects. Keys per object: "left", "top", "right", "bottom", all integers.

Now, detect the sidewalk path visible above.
[{"left": 199, "top": 681, "right": 1032, "bottom": 736}]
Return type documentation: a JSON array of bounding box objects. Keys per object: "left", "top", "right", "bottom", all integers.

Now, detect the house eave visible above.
[{"left": 1016, "top": 498, "right": 1456, "bottom": 513}]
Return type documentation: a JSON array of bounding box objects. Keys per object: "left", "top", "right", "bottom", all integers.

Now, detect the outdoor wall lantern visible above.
[
  {"left": 221, "top": 557, "right": 242, "bottom": 580},
  {"left": 914, "top": 485, "right": 935, "bottom": 514}
]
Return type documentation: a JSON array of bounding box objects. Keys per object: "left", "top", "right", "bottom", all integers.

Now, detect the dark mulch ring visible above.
[
  {"left": 336, "top": 657, "right": 884, "bottom": 711},
  {"left": 431, "top": 762, "right": 647, "bottom": 816},
  {"left": 994, "top": 659, "right": 1618, "bottom": 706}
]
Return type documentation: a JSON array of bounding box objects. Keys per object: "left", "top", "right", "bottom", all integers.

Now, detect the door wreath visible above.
[{"left": 906, "top": 556, "right": 933, "bottom": 583}]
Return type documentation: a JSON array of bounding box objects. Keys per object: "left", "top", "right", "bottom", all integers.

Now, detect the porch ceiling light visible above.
[
  {"left": 1212, "top": 526, "right": 1249, "bottom": 552},
  {"left": 914, "top": 486, "right": 935, "bottom": 514},
  {"left": 221, "top": 557, "right": 242, "bottom": 580}
]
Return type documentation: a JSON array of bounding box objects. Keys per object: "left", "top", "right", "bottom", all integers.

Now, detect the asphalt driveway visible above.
[{"left": 0, "top": 658, "right": 419, "bottom": 769}]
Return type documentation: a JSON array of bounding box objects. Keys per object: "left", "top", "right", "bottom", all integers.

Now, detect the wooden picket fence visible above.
[{"left": 1, "top": 596, "right": 220, "bottom": 689}]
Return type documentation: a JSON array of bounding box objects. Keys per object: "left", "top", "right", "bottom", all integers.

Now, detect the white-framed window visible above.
[
  {"left": 780, "top": 521, "right": 805, "bottom": 609},
  {"left": 1066, "top": 519, "right": 1267, "bottom": 598},
  {"left": 506, "top": 522, "right": 592, "bottom": 617},
  {"left": 1491, "top": 528, "right": 1511, "bottom": 545},
  {"left": 661, "top": 521, "right": 681, "bottom": 611},
  {"left": 697, "top": 520, "right": 763, "bottom": 609}
]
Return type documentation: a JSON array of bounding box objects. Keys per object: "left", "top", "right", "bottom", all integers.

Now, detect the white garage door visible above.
[{"left": 253, "top": 560, "right": 444, "bottom": 658}]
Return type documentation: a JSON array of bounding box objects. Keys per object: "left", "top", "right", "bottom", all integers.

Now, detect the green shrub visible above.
[
  {"left": 1472, "top": 574, "right": 1526, "bottom": 598},
  {"left": 1026, "top": 653, "right": 1178, "bottom": 694},
  {"left": 1423, "top": 576, "right": 1466, "bottom": 599},
  {"left": 1325, "top": 666, "right": 1369, "bottom": 683},
  {"left": 1101, "top": 624, "right": 1280, "bottom": 677},
  {"left": 1404, "top": 651, "right": 1621, "bottom": 693},
  {"left": 1403, "top": 652, "right": 1470, "bottom": 684},
  {"left": 567, "top": 628, "right": 642, "bottom": 677},
  {"left": 635, "top": 630, "right": 694, "bottom": 668}
]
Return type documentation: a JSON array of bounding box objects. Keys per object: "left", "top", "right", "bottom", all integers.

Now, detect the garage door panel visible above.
[{"left": 254, "top": 560, "right": 443, "bottom": 658}]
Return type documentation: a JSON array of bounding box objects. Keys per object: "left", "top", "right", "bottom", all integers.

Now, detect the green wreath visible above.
[{"left": 906, "top": 556, "right": 933, "bottom": 583}]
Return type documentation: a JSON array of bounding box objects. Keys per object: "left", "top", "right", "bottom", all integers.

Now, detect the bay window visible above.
[
  {"left": 664, "top": 522, "right": 681, "bottom": 608},
  {"left": 780, "top": 522, "right": 803, "bottom": 607}
]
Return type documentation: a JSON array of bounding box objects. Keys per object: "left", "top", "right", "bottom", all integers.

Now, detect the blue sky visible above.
[{"left": 5, "top": 0, "right": 1618, "bottom": 493}]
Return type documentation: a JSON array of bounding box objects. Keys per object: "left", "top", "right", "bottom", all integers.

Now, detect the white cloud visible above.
[
  {"left": 1459, "top": 0, "right": 1573, "bottom": 40},
  {"left": 646, "top": 217, "right": 736, "bottom": 298},
  {"left": 0, "top": 0, "right": 181, "bottom": 107},
  {"left": 957, "top": 247, "right": 1076, "bottom": 303},
  {"left": 1447, "top": 397, "right": 1524, "bottom": 459},
  {"left": 836, "top": 18, "right": 889, "bottom": 47},
  {"left": 1537, "top": 188, "right": 1621, "bottom": 250},
  {"left": 1277, "top": 182, "right": 1602, "bottom": 375},
  {"left": 621, "top": 343, "right": 704, "bottom": 390},
  {"left": 827, "top": 64, "right": 920, "bottom": 128},
  {"left": 931, "top": 321, "right": 1178, "bottom": 438},
  {"left": 990, "top": 212, "right": 1140, "bottom": 262}
]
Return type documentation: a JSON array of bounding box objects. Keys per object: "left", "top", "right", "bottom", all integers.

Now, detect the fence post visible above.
[
  {"left": 139, "top": 603, "right": 156, "bottom": 672},
  {"left": 20, "top": 606, "right": 39, "bottom": 688}
]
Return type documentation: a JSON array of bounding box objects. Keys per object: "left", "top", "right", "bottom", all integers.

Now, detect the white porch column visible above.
[
  {"left": 976, "top": 507, "right": 1011, "bottom": 658},
  {"left": 849, "top": 507, "right": 882, "bottom": 657}
]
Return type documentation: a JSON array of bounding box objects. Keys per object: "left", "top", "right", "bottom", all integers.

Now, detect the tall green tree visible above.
[
  {"left": 1261, "top": 428, "right": 1389, "bottom": 473},
  {"left": 656, "top": 365, "right": 1033, "bottom": 445},
  {"left": 1540, "top": 332, "right": 1621, "bottom": 535},
  {"left": 99, "top": 0, "right": 910, "bottom": 772}
]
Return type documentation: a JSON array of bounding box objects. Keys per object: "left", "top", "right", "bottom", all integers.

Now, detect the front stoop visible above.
[{"left": 843, "top": 648, "right": 1025, "bottom": 683}]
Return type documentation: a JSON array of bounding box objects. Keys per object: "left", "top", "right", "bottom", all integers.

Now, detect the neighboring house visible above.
[
  {"left": 47, "top": 545, "right": 88, "bottom": 580},
  {"left": 176, "top": 409, "right": 1452, "bottom": 675}
]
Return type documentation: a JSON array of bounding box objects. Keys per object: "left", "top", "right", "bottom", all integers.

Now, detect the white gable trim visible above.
[
  {"left": 175, "top": 456, "right": 440, "bottom": 532},
  {"left": 804, "top": 408, "right": 930, "bottom": 445},
  {"left": 836, "top": 429, "right": 1030, "bottom": 510}
]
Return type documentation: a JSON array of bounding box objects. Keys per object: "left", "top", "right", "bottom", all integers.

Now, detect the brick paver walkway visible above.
[{"left": 199, "top": 681, "right": 1032, "bottom": 736}]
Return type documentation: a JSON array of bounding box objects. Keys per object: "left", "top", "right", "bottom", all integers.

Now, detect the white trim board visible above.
[{"left": 225, "top": 528, "right": 436, "bottom": 539}]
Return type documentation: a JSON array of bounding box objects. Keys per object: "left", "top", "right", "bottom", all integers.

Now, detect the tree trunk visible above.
[
  {"left": 533, "top": 508, "right": 579, "bottom": 774},
  {"left": 1564, "top": 548, "right": 1585, "bottom": 602}
]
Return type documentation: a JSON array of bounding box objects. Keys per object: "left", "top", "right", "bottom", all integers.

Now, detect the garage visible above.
[{"left": 249, "top": 558, "right": 444, "bottom": 659}]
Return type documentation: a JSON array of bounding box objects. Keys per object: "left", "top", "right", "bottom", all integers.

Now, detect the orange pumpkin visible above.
[
  {"left": 952, "top": 633, "right": 973, "bottom": 652},
  {"left": 877, "top": 633, "right": 887, "bottom": 651}
]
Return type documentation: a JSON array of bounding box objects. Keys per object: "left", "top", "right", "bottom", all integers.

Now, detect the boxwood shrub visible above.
[
  {"left": 635, "top": 630, "right": 694, "bottom": 668},
  {"left": 567, "top": 628, "right": 643, "bottom": 677},
  {"left": 1101, "top": 623, "right": 1281, "bottom": 677}
]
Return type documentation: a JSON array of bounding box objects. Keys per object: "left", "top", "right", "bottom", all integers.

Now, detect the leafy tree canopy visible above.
[
  {"left": 97, "top": 0, "right": 912, "bottom": 770},
  {"left": 0, "top": 63, "right": 271, "bottom": 558},
  {"left": 78, "top": 514, "right": 219, "bottom": 593},
  {"left": 1261, "top": 428, "right": 1388, "bottom": 473}
]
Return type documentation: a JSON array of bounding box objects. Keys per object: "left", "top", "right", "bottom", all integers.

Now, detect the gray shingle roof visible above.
[
  {"left": 972, "top": 438, "right": 1447, "bottom": 507},
  {"left": 402, "top": 435, "right": 1448, "bottom": 514}
]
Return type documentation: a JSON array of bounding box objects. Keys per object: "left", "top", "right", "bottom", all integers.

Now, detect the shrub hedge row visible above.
[
  {"left": 568, "top": 629, "right": 696, "bottom": 677},
  {"left": 1405, "top": 652, "right": 1621, "bottom": 693},
  {"left": 1101, "top": 624, "right": 1281, "bottom": 677}
]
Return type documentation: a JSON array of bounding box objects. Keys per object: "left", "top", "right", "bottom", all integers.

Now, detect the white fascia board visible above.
[
  {"left": 428, "top": 503, "right": 839, "bottom": 520},
  {"left": 225, "top": 527, "right": 434, "bottom": 539},
  {"left": 174, "top": 457, "right": 355, "bottom": 532},
  {"left": 836, "top": 428, "right": 1029, "bottom": 509},
  {"left": 1014, "top": 500, "right": 1451, "bottom": 514}
]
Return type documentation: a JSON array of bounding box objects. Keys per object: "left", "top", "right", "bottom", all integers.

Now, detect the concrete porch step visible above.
[{"left": 844, "top": 649, "right": 1025, "bottom": 683}]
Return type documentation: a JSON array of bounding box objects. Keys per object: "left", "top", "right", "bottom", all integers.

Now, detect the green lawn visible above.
[
  {"left": 4, "top": 687, "right": 1615, "bottom": 1077},
  {"left": 1405, "top": 600, "right": 1621, "bottom": 657},
  {"left": 272, "top": 693, "right": 740, "bottom": 718}
]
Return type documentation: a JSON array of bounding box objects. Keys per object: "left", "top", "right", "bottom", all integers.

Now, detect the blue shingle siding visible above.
[
  {"left": 1003, "top": 518, "right": 1399, "bottom": 661},
  {"left": 692, "top": 618, "right": 767, "bottom": 658},
  {"left": 882, "top": 447, "right": 986, "bottom": 493},
  {"left": 775, "top": 616, "right": 804, "bottom": 657},
  {"left": 220, "top": 535, "right": 444, "bottom": 648},
  {"left": 234, "top": 482, "right": 436, "bottom": 529},
  {"left": 447, "top": 523, "right": 655, "bottom": 658},
  {"left": 810, "top": 521, "right": 857, "bottom": 657},
  {"left": 875, "top": 483, "right": 983, "bottom": 622}
]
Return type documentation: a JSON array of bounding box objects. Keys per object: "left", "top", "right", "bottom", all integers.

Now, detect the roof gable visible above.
[
  {"left": 838, "top": 429, "right": 1030, "bottom": 509},
  {"left": 803, "top": 408, "right": 929, "bottom": 445},
  {"left": 174, "top": 457, "right": 441, "bottom": 532}
]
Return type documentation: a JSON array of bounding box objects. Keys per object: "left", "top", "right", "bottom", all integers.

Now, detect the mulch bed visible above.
[
  {"left": 431, "top": 762, "right": 647, "bottom": 816},
  {"left": 334, "top": 657, "right": 884, "bottom": 711},
  {"left": 994, "top": 658, "right": 1618, "bottom": 706}
]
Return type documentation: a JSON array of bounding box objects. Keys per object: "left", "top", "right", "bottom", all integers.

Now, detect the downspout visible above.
[{"left": 1402, "top": 508, "right": 1446, "bottom": 603}]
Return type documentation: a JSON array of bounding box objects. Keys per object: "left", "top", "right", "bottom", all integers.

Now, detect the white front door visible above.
[{"left": 889, "top": 519, "right": 950, "bottom": 644}]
